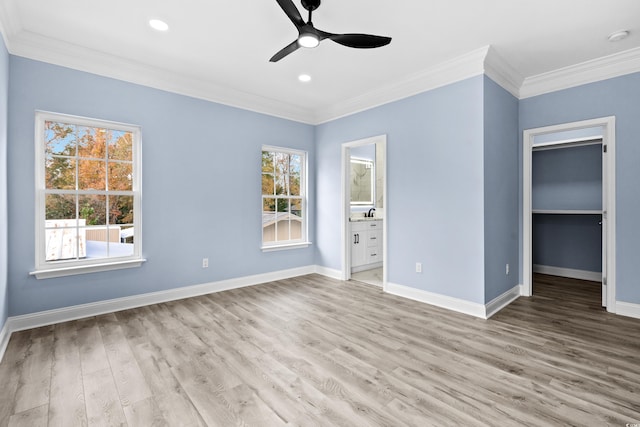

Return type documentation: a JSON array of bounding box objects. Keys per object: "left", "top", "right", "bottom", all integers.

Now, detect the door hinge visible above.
[
  {"left": 603, "top": 277, "right": 607, "bottom": 285},
  {"left": 603, "top": 145, "right": 607, "bottom": 153}
]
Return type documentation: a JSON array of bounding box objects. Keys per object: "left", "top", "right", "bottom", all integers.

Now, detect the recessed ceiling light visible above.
[
  {"left": 149, "top": 19, "right": 169, "bottom": 32},
  {"left": 608, "top": 30, "right": 629, "bottom": 42},
  {"left": 298, "top": 74, "right": 312, "bottom": 83}
]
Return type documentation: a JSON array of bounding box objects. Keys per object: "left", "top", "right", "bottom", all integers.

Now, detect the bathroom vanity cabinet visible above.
[{"left": 350, "top": 219, "right": 383, "bottom": 272}]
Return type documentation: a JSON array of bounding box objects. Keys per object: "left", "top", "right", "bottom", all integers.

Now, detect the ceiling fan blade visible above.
[
  {"left": 270, "top": 40, "right": 301, "bottom": 62},
  {"left": 319, "top": 31, "right": 391, "bottom": 49},
  {"left": 275, "top": 0, "right": 305, "bottom": 29}
]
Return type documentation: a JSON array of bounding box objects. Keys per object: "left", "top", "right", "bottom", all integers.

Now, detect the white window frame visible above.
[
  {"left": 31, "top": 111, "right": 145, "bottom": 279},
  {"left": 261, "top": 145, "right": 310, "bottom": 251}
]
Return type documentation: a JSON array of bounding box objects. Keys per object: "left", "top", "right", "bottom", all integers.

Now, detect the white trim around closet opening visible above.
[{"left": 522, "top": 116, "right": 616, "bottom": 312}]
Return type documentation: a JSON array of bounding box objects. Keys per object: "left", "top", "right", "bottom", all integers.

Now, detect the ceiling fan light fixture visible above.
[
  {"left": 269, "top": 0, "right": 391, "bottom": 62},
  {"left": 298, "top": 33, "right": 319, "bottom": 48}
]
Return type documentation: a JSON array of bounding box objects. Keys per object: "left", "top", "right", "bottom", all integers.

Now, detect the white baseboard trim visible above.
[
  {"left": 6, "top": 265, "right": 317, "bottom": 336},
  {"left": 485, "top": 285, "right": 523, "bottom": 319},
  {"left": 0, "top": 321, "right": 10, "bottom": 363},
  {"left": 0, "top": 269, "right": 525, "bottom": 363},
  {"left": 386, "top": 282, "right": 487, "bottom": 319},
  {"left": 351, "top": 262, "right": 383, "bottom": 274},
  {"left": 533, "top": 264, "right": 602, "bottom": 282},
  {"left": 314, "top": 265, "right": 342, "bottom": 280},
  {"left": 386, "top": 282, "right": 523, "bottom": 319},
  {"left": 615, "top": 301, "right": 640, "bottom": 320}
]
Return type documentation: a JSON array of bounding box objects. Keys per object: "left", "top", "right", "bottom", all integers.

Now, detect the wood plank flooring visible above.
[{"left": 1, "top": 273, "right": 639, "bottom": 426}]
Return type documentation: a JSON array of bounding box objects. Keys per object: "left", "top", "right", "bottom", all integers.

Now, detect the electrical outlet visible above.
[
  {"left": 416, "top": 262, "right": 422, "bottom": 273},
  {"left": 202, "top": 258, "right": 209, "bottom": 268},
  {"left": 505, "top": 263, "right": 509, "bottom": 275}
]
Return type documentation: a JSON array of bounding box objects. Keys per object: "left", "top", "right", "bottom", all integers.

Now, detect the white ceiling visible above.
[{"left": 1, "top": 0, "right": 639, "bottom": 123}]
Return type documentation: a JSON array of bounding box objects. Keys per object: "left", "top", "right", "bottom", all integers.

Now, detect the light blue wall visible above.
[
  {"left": 532, "top": 144, "right": 602, "bottom": 210},
  {"left": 531, "top": 144, "right": 602, "bottom": 272},
  {"left": 8, "top": 50, "right": 639, "bottom": 317},
  {"left": 533, "top": 214, "right": 602, "bottom": 272},
  {"left": 532, "top": 144, "right": 602, "bottom": 273},
  {"left": 7, "top": 56, "right": 315, "bottom": 316},
  {"left": 0, "top": 36, "right": 8, "bottom": 331},
  {"left": 520, "top": 71, "right": 640, "bottom": 303},
  {"left": 483, "top": 76, "right": 519, "bottom": 302},
  {"left": 316, "top": 76, "right": 486, "bottom": 304}
]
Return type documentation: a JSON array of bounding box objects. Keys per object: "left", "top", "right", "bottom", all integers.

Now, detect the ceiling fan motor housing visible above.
[
  {"left": 270, "top": 0, "right": 391, "bottom": 62},
  {"left": 301, "top": 0, "right": 321, "bottom": 12}
]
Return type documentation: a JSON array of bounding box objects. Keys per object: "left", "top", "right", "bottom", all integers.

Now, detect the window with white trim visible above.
[
  {"left": 32, "top": 111, "right": 143, "bottom": 279},
  {"left": 261, "top": 146, "right": 308, "bottom": 249}
]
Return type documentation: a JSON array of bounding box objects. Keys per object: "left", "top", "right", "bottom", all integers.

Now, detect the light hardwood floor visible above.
[
  {"left": 1, "top": 273, "right": 639, "bottom": 426},
  {"left": 350, "top": 267, "right": 383, "bottom": 287}
]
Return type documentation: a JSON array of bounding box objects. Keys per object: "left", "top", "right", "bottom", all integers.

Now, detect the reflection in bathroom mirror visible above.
[{"left": 350, "top": 158, "right": 374, "bottom": 205}]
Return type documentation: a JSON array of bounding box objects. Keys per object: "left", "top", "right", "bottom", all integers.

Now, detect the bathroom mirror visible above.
[{"left": 350, "top": 158, "right": 374, "bottom": 205}]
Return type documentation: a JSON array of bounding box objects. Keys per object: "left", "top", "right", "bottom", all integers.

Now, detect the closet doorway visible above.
[{"left": 522, "top": 117, "right": 616, "bottom": 312}]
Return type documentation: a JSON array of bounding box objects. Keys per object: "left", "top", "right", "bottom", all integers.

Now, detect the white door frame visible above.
[
  {"left": 341, "top": 135, "right": 388, "bottom": 289},
  {"left": 522, "top": 116, "right": 616, "bottom": 312}
]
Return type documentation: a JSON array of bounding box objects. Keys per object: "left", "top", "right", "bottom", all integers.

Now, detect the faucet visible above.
[{"left": 367, "top": 208, "right": 376, "bottom": 218}]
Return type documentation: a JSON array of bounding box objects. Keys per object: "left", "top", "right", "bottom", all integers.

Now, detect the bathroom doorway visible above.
[{"left": 341, "top": 135, "right": 387, "bottom": 289}]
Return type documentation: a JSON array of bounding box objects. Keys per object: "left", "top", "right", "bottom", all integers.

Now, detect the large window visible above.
[
  {"left": 261, "top": 146, "right": 308, "bottom": 249},
  {"left": 32, "top": 111, "right": 143, "bottom": 278}
]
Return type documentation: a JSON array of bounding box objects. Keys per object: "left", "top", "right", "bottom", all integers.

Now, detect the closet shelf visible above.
[{"left": 532, "top": 209, "right": 602, "bottom": 215}]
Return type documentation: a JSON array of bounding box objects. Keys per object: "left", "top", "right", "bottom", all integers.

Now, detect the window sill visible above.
[
  {"left": 261, "top": 242, "right": 312, "bottom": 252},
  {"left": 30, "top": 258, "right": 146, "bottom": 279}
]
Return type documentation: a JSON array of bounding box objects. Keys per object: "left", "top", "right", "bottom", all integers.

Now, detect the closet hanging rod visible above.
[{"left": 532, "top": 137, "right": 602, "bottom": 152}]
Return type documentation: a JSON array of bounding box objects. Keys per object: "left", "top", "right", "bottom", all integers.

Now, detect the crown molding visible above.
[
  {"left": 5, "top": 16, "right": 640, "bottom": 124},
  {"left": 520, "top": 47, "right": 640, "bottom": 99},
  {"left": 314, "top": 46, "right": 491, "bottom": 124},
  {"left": 8, "top": 30, "right": 317, "bottom": 124},
  {"left": 483, "top": 46, "right": 523, "bottom": 98},
  {"left": 314, "top": 45, "right": 527, "bottom": 123},
  {"left": 0, "top": 0, "right": 21, "bottom": 38},
  {"left": 0, "top": 0, "right": 21, "bottom": 49},
  {"left": 3, "top": 31, "right": 521, "bottom": 125}
]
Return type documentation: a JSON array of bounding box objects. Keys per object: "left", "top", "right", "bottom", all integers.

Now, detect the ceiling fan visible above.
[{"left": 270, "top": 0, "right": 392, "bottom": 62}]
